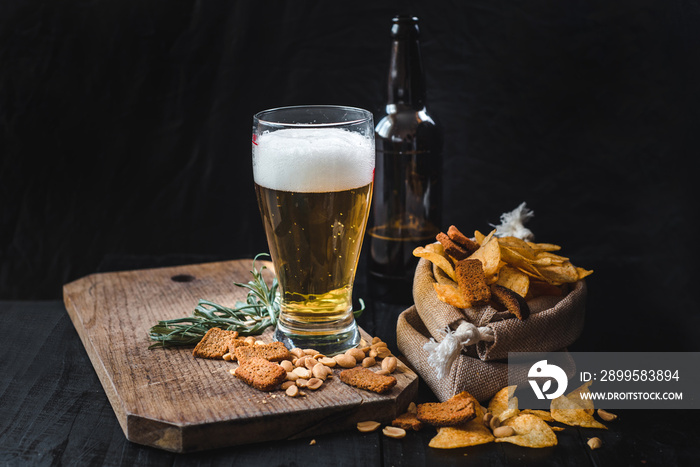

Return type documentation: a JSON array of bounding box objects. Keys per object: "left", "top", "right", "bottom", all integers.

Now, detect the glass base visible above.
[{"left": 273, "top": 321, "right": 361, "bottom": 356}]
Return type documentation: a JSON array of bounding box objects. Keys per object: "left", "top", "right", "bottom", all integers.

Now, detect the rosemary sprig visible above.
[
  {"left": 148, "top": 253, "right": 280, "bottom": 349},
  {"left": 148, "top": 253, "right": 366, "bottom": 350}
]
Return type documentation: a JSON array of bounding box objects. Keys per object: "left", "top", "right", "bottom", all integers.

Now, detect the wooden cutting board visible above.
[{"left": 63, "top": 259, "right": 418, "bottom": 453}]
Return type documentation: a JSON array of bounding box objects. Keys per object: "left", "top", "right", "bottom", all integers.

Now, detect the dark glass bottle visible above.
[{"left": 368, "top": 15, "right": 443, "bottom": 291}]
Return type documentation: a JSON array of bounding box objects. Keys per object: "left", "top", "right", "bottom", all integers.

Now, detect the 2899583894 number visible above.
[{"left": 600, "top": 369, "right": 680, "bottom": 382}]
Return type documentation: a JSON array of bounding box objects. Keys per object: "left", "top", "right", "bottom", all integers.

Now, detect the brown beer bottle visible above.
[{"left": 368, "top": 15, "right": 442, "bottom": 292}]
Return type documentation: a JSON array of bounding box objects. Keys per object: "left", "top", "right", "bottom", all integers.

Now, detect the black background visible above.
[{"left": 2, "top": 1, "right": 699, "bottom": 351}]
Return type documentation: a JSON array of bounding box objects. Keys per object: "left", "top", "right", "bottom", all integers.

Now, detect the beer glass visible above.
[{"left": 252, "top": 105, "right": 374, "bottom": 355}]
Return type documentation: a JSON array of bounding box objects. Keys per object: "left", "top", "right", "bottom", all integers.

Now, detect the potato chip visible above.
[
  {"left": 428, "top": 418, "right": 495, "bottom": 449},
  {"left": 538, "top": 261, "right": 581, "bottom": 285},
  {"left": 538, "top": 251, "right": 569, "bottom": 263},
  {"left": 520, "top": 409, "right": 554, "bottom": 422},
  {"left": 488, "top": 385, "right": 519, "bottom": 422},
  {"left": 468, "top": 234, "right": 501, "bottom": 279},
  {"left": 525, "top": 241, "right": 562, "bottom": 252},
  {"left": 434, "top": 262, "right": 458, "bottom": 286},
  {"left": 414, "top": 245, "right": 457, "bottom": 282},
  {"left": 565, "top": 380, "right": 595, "bottom": 414},
  {"left": 495, "top": 266, "right": 530, "bottom": 298},
  {"left": 499, "top": 247, "right": 546, "bottom": 278},
  {"left": 433, "top": 283, "right": 471, "bottom": 309},
  {"left": 498, "top": 236, "right": 538, "bottom": 259},
  {"left": 494, "top": 414, "right": 558, "bottom": 448},
  {"left": 576, "top": 266, "right": 594, "bottom": 280},
  {"left": 425, "top": 242, "right": 446, "bottom": 255},
  {"left": 550, "top": 381, "right": 607, "bottom": 429}
]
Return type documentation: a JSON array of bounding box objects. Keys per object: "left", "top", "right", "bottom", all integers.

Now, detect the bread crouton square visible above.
[
  {"left": 417, "top": 391, "right": 478, "bottom": 427},
  {"left": 234, "top": 341, "right": 292, "bottom": 363},
  {"left": 192, "top": 327, "right": 239, "bottom": 359},
  {"left": 234, "top": 357, "right": 287, "bottom": 391}
]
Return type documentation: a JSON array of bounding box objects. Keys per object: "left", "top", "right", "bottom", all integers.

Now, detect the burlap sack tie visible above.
[{"left": 423, "top": 322, "right": 494, "bottom": 379}]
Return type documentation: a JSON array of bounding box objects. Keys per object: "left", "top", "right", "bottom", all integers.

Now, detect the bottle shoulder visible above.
[
  {"left": 376, "top": 108, "right": 439, "bottom": 133},
  {"left": 375, "top": 107, "right": 442, "bottom": 151}
]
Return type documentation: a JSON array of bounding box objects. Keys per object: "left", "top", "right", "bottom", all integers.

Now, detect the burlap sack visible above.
[{"left": 396, "top": 257, "right": 586, "bottom": 402}]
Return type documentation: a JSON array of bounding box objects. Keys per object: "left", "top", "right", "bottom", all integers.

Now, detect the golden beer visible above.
[
  {"left": 255, "top": 182, "right": 372, "bottom": 326},
  {"left": 252, "top": 107, "right": 375, "bottom": 354}
]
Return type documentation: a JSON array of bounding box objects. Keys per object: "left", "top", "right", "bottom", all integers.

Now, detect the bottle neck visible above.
[{"left": 387, "top": 34, "right": 426, "bottom": 110}]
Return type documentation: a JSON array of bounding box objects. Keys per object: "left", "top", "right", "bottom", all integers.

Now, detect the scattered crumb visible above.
[{"left": 309, "top": 439, "right": 316, "bottom": 445}]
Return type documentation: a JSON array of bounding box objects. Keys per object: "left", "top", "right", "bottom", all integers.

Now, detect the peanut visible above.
[
  {"left": 222, "top": 352, "right": 233, "bottom": 362},
  {"left": 295, "top": 355, "right": 309, "bottom": 368},
  {"left": 382, "top": 426, "right": 406, "bottom": 439},
  {"left": 296, "top": 378, "right": 309, "bottom": 388},
  {"left": 313, "top": 363, "right": 332, "bottom": 380},
  {"left": 280, "top": 360, "right": 294, "bottom": 372},
  {"left": 304, "top": 357, "right": 319, "bottom": 371},
  {"left": 372, "top": 336, "right": 382, "bottom": 345},
  {"left": 290, "top": 347, "right": 305, "bottom": 359},
  {"left": 244, "top": 336, "right": 256, "bottom": 345},
  {"left": 334, "top": 354, "right": 356, "bottom": 368},
  {"left": 381, "top": 356, "right": 398, "bottom": 373},
  {"left": 319, "top": 357, "right": 336, "bottom": 368},
  {"left": 587, "top": 437, "right": 603, "bottom": 450},
  {"left": 362, "top": 357, "right": 376, "bottom": 368},
  {"left": 303, "top": 348, "right": 318, "bottom": 355},
  {"left": 292, "top": 367, "right": 311, "bottom": 379},
  {"left": 285, "top": 372, "right": 299, "bottom": 381},
  {"left": 376, "top": 347, "right": 392, "bottom": 359},
  {"left": 597, "top": 409, "right": 617, "bottom": 421},
  {"left": 493, "top": 426, "right": 515, "bottom": 438},
  {"left": 286, "top": 384, "right": 300, "bottom": 397},
  {"left": 356, "top": 421, "right": 381, "bottom": 433},
  {"left": 482, "top": 412, "right": 493, "bottom": 428},
  {"left": 346, "top": 348, "right": 366, "bottom": 362},
  {"left": 307, "top": 378, "right": 323, "bottom": 390},
  {"left": 371, "top": 341, "right": 388, "bottom": 350},
  {"left": 375, "top": 369, "right": 390, "bottom": 376},
  {"left": 281, "top": 381, "right": 296, "bottom": 390},
  {"left": 489, "top": 415, "right": 501, "bottom": 431}
]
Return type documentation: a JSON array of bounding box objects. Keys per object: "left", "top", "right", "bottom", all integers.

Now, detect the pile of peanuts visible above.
[{"left": 279, "top": 336, "right": 399, "bottom": 398}]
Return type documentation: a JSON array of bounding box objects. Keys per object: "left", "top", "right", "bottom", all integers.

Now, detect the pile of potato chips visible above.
[
  {"left": 429, "top": 381, "right": 610, "bottom": 449},
  {"left": 414, "top": 228, "right": 593, "bottom": 309}
]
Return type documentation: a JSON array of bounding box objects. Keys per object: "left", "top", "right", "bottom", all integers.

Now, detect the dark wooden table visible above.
[{"left": 1, "top": 256, "right": 698, "bottom": 466}]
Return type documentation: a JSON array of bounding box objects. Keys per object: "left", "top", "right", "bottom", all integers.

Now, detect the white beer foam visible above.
[{"left": 253, "top": 128, "right": 374, "bottom": 192}]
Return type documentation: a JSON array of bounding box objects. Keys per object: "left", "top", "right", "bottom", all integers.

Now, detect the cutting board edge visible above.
[
  {"left": 63, "top": 283, "right": 129, "bottom": 435},
  {"left": 124, "top": 396, "right": 372, "bottom": 453}
]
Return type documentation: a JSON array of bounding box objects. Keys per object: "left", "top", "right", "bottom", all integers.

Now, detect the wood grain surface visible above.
[{"left": 62, "top": 259, "right": 418, "bottom": 453}]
